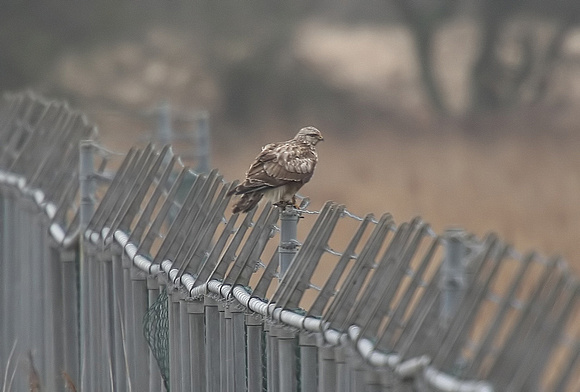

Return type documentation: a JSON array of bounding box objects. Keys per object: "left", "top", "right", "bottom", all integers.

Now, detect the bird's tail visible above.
[{"left": 232, "top": 192, "right": 263, "bottom": 214}]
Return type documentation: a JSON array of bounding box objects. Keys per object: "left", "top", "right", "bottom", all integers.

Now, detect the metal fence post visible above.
[
  {"left": 299, "top": 333, "right": 317, "bottom": 392},
  {"left": 246, "top": 315, "right": 264, "bottom": 392},
  {"left": 440, "top": 228, "right": 467, "bottom": 328},
  {"left": 319, "top": 346, "right": 336, "bottom": 392},
  {"left": 169, "top": 289, "right": 182, "bottom": 392},
  {"left": 228, "top": 305, "right": 247, "bottom": 391},
  {"left": 220, "top": 301, "right": 229, "bottom": 391},
  {"left": 335, "top": 346, "right": 348, "bottom": 392},
  {"left": 147, "top": 277, "right": 163, "bottom": 392},
  {"left": 14, "top": 204, "right": 28, "bottom": 392},
  {"left": 195, "top": 111, "right": 211, "bottom": 173},
  {"left": 122, "top": 253, "right": 136, "bottom": 388},
  {"left": 187, "top": 298, "right": 206, "bottom": 392},
  {"left": 88, "top": 244, "right": 102, "bottom": 391},
  {"left": 347, "top": 351, "right": 365, "bottom": 392},
  {"left": 60, "top": 249, "right": 80, "bottom": 386},
  {"left": 223, "top": 301, "right": 241, "bottom": 391},
  {"left": 100, "top": 250, "right": 115, "bottom": 391},
  {"left": 48, "top": 245, "right": 65, "bottom": 392},
  {"left": 179, "top": 295, "right": 192, "bottom": 392},
  {"left": 204, "top": 296, "right": 221, "bottom": 391},
  {"left": 278, "top": 327, "right": 297, "bottom": 392},
  {"left": 279, "top": 206, "right": 300, "bottom": 278},
  {"left": 112, "top": 246, "right": 128, "bottom": 391},
  {"left": 29, "top": 206, "right": 46, "bottom": 388},
  {"left": 42, "top": 232, "right": 59, "bottom": 392},
  {"left": 13, "top": 201, "right": 27, "bottom": 391},
  {"left": 79, "top": 140, "right": 95, "bottom": 391},
  {"left": 0, "top": 191, "right": 15, "bottom": 374},
  {"left": 167, "top": 286, "right": 183, "bottom": 391},
  {"left": 266, "top": 324, "right": 280, "bottom": 392}
]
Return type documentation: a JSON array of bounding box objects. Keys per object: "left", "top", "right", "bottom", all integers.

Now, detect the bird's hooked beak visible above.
[{"left": 318, "top": 135, "right": 324, "bottom": 142}]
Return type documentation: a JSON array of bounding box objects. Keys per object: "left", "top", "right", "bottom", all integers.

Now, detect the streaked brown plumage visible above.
[{"left": 227, "top": 126, "right": 323, "bottom": 213}]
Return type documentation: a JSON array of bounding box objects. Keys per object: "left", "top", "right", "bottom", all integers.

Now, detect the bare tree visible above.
[
  {"left": 392, "top": 0, "right": 580, "bottom": 115},
  {"left": 393, "top": 0, "right": 460, "bottom": 114}
]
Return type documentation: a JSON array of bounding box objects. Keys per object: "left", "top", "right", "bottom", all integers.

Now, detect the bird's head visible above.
[{"left": 295, "top": 126, "right": 324, "bottom": 146}]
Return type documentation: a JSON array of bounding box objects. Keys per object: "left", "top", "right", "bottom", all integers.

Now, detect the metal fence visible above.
[{"left": 0, "top": 91, "right": 578, "bottom": 391}]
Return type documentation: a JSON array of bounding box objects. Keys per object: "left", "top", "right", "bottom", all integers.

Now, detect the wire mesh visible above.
[{"left": 143, "top": 286, "right": 170, "bottom": 391}]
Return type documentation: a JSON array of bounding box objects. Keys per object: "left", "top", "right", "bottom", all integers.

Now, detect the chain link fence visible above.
[{"left": 0, "top": 91, "right": 578, "bottom": 391}]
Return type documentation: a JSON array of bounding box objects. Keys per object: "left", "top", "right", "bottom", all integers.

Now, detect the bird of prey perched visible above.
[{"left": 227, "top": 126, "right": 323, "bottom": 213}]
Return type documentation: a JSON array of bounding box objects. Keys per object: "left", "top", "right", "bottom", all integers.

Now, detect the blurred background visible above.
[{"left": 2, "top": 0, "right": 580, "bottom": 271}]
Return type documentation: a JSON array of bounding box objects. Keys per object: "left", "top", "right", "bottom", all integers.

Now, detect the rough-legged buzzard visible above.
[{"left": 227, "top": 126, "right": 323, "bottom": 213}]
